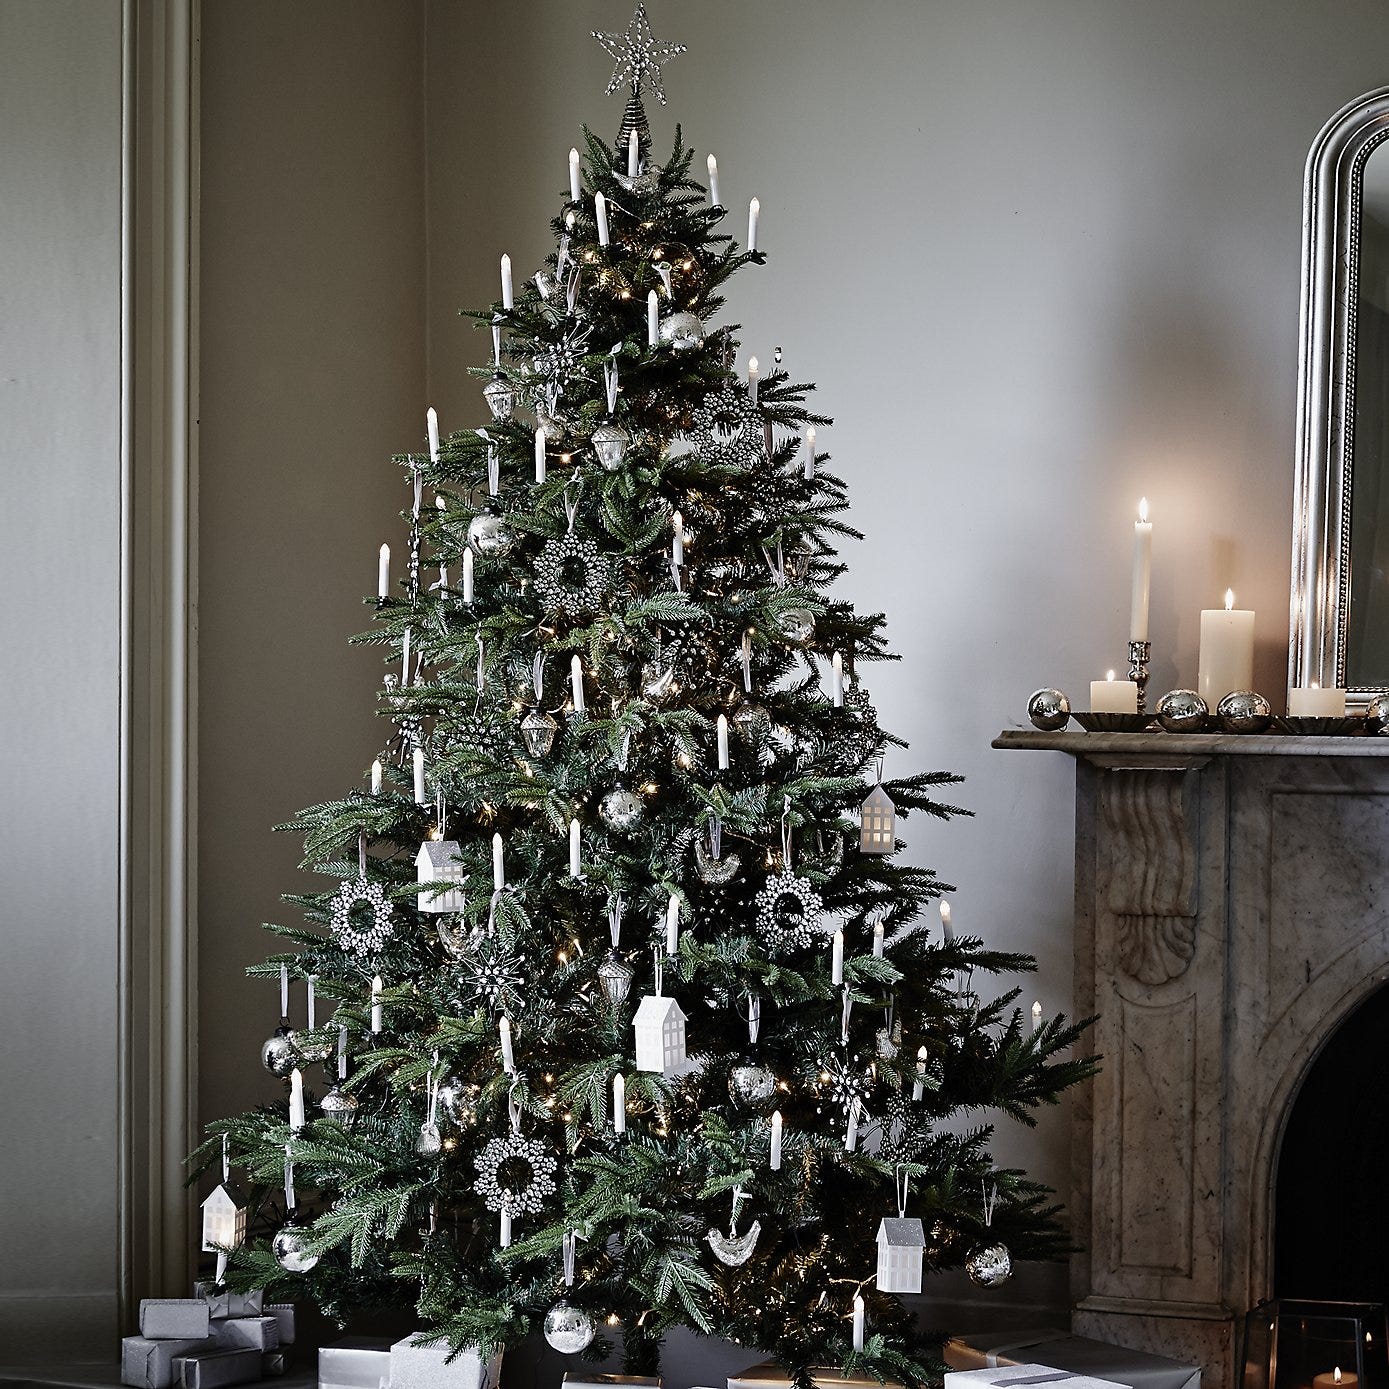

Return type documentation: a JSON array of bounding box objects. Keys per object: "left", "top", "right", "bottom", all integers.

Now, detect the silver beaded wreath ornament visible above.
[
  {"left": 473, "top": 1132, "right": 558, "bottom": 1217},
  {"left": 753, "top": 797, "right": 823, "bottom": 956},
  {"left": 689, "top": 385, "right": 764, "bottom": 470},
  {"left": 533, "top": 533, "right": 614, "bottom": 617},
  {"left": 331, "top": 861, "right": 395, "bottom": 958}
]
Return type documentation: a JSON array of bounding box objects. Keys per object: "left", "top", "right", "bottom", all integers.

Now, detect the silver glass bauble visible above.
[
  {"left": 599, "top": 785, "right": 645, "bottom": 834},
  {"left": 783, "top": 537, "right": 817, "bottom": 583},
  {"left": 272, "top": 1222, "right": 320, "bottom": 1273},
  {"left": 543, "top": 1298, "right": 596, "bottom": 1354},
  {"left": 483, "top": 374, "right": 514, "bottom": 421},
  {"left": 467, "top": 512, "right": 515, "bottom": 558},
  {"left": 729, "top": 1062, "right": 776, "bottom": 1105},
  {"left": 658, "top": 310, "right": 705, "bottom": 351},
  {"left": 598, "top": 948, "right": 635, "bottom": 1007},
  {"left": 319, "top": 1084, "right": 359, "bottom": 1129},
  {"left": 437, "top": 1074, "right": 478, "bottom": 1127},
  {"left": 416, "top": 1121, "right": 442, "bottom": 1157},
  {"left": 776, "top": 608, "right": 816, "bottom": 643},
  {"left": 287, "top": 1028, "right": 332, "bottom": 1065},
  {"left": 1156, "top": 688, "right": 1209, "bottom": 733},
  {"left": 260, "top": 1026, "right": 298, "bottom": 1078},
  {"left": 1027, "top": 688, "right": 1071, "bottom": 732},
  {"left": 1369, "top": 691, "right": 1389, "bottom": 734},
  {"left": 731, "top": 701, "right": 772, "bottom": 740},
  {"left": 641, "top": 663, "right": 683, "bottom": 706},
  {"left": 520, "top": 708, "right": 559, "bottom": 758},
  {"left": 964, "top": 1240, "right": 1013, "bottom": 1288},
  {"left": 1217, "top": 689, "right": 1272, "bottom": 734},
  {"left": 591, "top": 419, "right": 631, "bottom": 471}
]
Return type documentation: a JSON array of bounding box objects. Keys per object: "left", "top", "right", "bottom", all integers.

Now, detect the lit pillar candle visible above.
[
  {"left": 595, "top": 192, "right": 610, "bottom": 247},
  {"left": 748, "top": 356, "right": 759, "bottom": 403},
  {"left": 288, "top": 1068, "right": 306, "bottom": 1133},
  {"left": 500, "top": 254, "right": 513, "bottom": 310},
  {"left": 1131, "top": 497, "right": 1152, "bottom": 643},
  {"left": 534, "top": 426, "right": 547, "bottom": 484},
  {"left": 1313, "top": 1370, "right": 1356, "bottom": 1389},
  {"left": 852, "top": 1294, "right": 865, "bottom": 1352},
  {"left": 803, "top": 426, "right": 816, "bottom": 481},
  {"left": 613, "top": 1072, "right": 626, "bottom": 1133},
  {"left": 492, "top": 833, "right": 505, "bottom": 891},
  {"left": 872, "top": 921, "right": 885, "bottom": 957},
  {"left": 1288, "top": 682, "right": 1346, "bottom": 717},
  {"left": 747, "top": 197, "right": 760, "bottom": 252},
  {"left": 707, "top": 153, "right": 720, "bottom": 207},
  {"left": 499, "top": 1016, "right": 516, "bottom": 1074},
  {"left": 462, "top": 548, "right": 474, "bottom": 605},
  {"left": 1198, "top": 590, "right": 1255, "bottom": 705},
  {"left": 569, "top": 818, "right": 581, "bottom": 878},
  {"left": 912, "top": 1045, "right": 928, "bottom": 1101},
  {"left": 568, "top": 147, "right": 581, "bottom": 202},
  {"left": 832, "top": 652, "right": 844, "bottom": 707},
  {"left": 1032, "top": 1000, "right": 1043, "bottom": 1035},
  {"left": 672, "top": 511, "right": 684, "bottom": 567},
  {"left": 370, "top": 975, "right": 383, "bottom": 1034},
  {"left": 716, "top": 713, "right": 730, "bottom": 769},
  {"left": 413, "top": 745, "right": 427, "bottom": 804},
  {"left": 647, "top": 290, "right": 659, "bottom": 347},
  {"left": 627, "top": 129, "right": 639, "bottom": 178},
  {"left": 370, "top": 758, "right": 382, "bottom": 794},
  {"left": 665, "top": 895, "right": 680, "bottom": 955},
  {"left": 1090, "top": 669, "right": 1138, "bottom": 714},
  {"left": 769, "top": 1109, "right": 783, "bottom": 1169},
  {"left": 378, "top": 543, "right": 390, "bottom": 599},
  {"left": 570, "top": 654, "right": 586, "bottom": 713},
  {"left": 831, "top": 928, "right": 844, "bottom": 985},
  {"left": 940, "top": 899, "right": 954, "bottom": 944},
  {"left": 427, "top": 407, "right": 440, "bottom": 465}
]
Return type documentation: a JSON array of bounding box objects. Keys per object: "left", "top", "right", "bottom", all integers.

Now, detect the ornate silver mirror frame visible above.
[{"left": 1290, "top": 87, "right": 1389, "bottom": 708}]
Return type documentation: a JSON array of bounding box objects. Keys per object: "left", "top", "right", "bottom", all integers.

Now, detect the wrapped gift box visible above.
[
  {"left": 121, "top": 1336, "right": 217, "bottom": 1389},
  {"left": 564, "top": 1378, "right": 662, "bottom": 1389},
  {"left": 194, "top": 1283, "right": 265, "bottom": 1320},
  {"left": 942, "top": 1332, "right": 1200, "bottom": 1389},
  {"left": 945, "top": 1365, "right": 1128, "bottom": 1389},
  {"left": 209, "top": 1315, "right": 280, "bottom": 1352},
  {"left": 729, "top": 1364, "right": 899, "bottom": 1389},
  {"left": 266, "top": 1305, "right": 295, "bottom": 1345},
  {"left": 390, "top": 1335, "right": 501, "bottom": 1389},
  {"left": 318, "top": 1339, "right": 393, "bottom": 1389},
  {"left": 178, "top": 1346, "right": 263, "bottom": 1389},
  {"left": 261, "top": 1351, "right": 289, "bottom": 1378},
  {"left": 140, "top": 1300, "right": 213, "bottom": 1341}
]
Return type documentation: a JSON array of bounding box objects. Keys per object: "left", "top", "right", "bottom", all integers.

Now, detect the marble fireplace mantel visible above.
[{"left": 995, "top": 731, "right": 1389, "bottom": 1389}]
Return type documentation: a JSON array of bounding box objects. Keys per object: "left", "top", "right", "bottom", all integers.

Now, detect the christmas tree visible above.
[{"left": 198, "top": 9, "right": 1094, "bottom": 1385}]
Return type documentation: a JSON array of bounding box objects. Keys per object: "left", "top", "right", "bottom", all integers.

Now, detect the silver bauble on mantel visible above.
[
  {"left": 1155, "top": 689, "right": 1208, "bottom": 733},
  {"left": 1026, "top": 688, "right": 1071, "bottom": 732},
  {"left": 1217, "top": 689, "right": 1272, "bottom": 734},
  {"left": 1367, "top": 691, "right": 1389, "bottom": 733}
]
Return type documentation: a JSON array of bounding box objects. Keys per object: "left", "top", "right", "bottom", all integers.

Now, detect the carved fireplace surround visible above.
[{"left": 995, "top": 731, "right": 1389, "bottom": 1389}]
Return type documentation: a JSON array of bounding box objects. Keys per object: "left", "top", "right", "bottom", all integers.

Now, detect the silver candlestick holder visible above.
[{"left": 1128, "top": 639, "right": 1151, "bottom": 714}]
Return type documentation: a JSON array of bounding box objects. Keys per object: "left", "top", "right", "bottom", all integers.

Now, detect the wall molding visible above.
[{"left": 119, "top": 0, "right": 199, "bottom": 1325}]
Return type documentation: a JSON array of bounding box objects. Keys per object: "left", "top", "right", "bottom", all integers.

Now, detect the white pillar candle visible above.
[
  {"left": 716, "top": 713, "right": 730, "bottom": 769},
  {"left": 912, "top": 1045, "right": 928, "bottom": 1101},
  {"left": 831, "top": 652, "right": 844, "bottom": 707},
  {"left": 1090, "top": 670, "right": 1138, "bottom": 713},
  {"left": 569, "top": 818, "right": 582, "bottom": 877},
  {"left": 707, "top": 153, "right": 720, "bottom": 207},
  {"left": 499, "top": 1016, "right": 516, "bottom": 1074},
  {"left": 492, "top": 833, "right": 505, "bottom": 891},
  {"left": 627, "top": 129, "right": 639, "bottom": 178},
  {"left": 500, "top": 254, "right": 514, "bottom": 310},
  {"left": 769, "top": 1109, "right": 783, "bottom": 1170},
  {"left": 872, "top": 921, "right": 885, "bottom": 957},
  {"left": 1288, "top": 683, "right": 1346, "bottom": 717},
  {"left": 500, "top": 1210, "right": 512, "bottom": 1248},
  {"left": 665, "top": 895, "right": 680, "bottom": 955},
  {"left": 672, "top": 511, "right": 684, "bottom": 567},
  {"left": 595, "top": 192, "right": 610, "bottom": 247},
  {"left": 748, "top": 355, "right": 759, "bottom": 403},
  {"left": 831, "top": 928, "right": 844, "bottom": 985},
  {"left": 747, "top": 196, "right": 760, "bottom": 252},
  {"left": 378, "top": 543, "right": 390, "bottom": 599},
  {"left": 534, "top": 426, "right": 546, "bottom": 484},
  {"left": 1131, "top": 497, "right": 1152, "bottom": 642},
  {"left": 288, "top": 1068, "right": 306, "bottom": 1133},
  {"left": 413, "top": 745, "right": 427, "bottom": 803},
  {"left": 939, "top": 899, "right": 954, "bottom": 945},
  {"left": 613, "top": 1072, "right": 626, "bottom": 1133},
  {"left": 1032, "top": 1000, "right": 1043, "bottom": 1035},
  {"left": 803, "top": 426, "right": 816, "bottom": 481},
  {"left": 570, "top": 654, "right": 586, "bottom": 713},
  {"left": 427, "top": 407, "right": 440, "bottom": 465},
  {"left": 1198, "top": 591, "right": 1255, "bottom": 705},
  {"left": 852, "top": 1294, "right": 865, "bottom": 1352},
  {"left": 370, "top": 756, "right": 382, "bottom": 795},
  {"left": 462, "top": 548, "right": 474, "bottom": 604},
  {"left": 370, "top": 975, "right": 383, "bottom": 1034},
  {"left": 569, "top": 146, "right": 581, "bottom": 202},
  {"left": 647, "top": 289, "right": 659, "bottom": 347}
]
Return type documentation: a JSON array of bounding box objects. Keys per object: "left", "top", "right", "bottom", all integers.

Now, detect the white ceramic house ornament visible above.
[
  {"left": 416, "top": 839, "right": 467, "bottom": 913},
  {"left": 633, "top": 994, "right": 687, "bottom": 1073},
  {"left": 201, "top": 1181, "right": 249, "bottom": 1253},
  {"left": 859, "top": 783, "right": 896, "bottom": 856},
  {"left": 875, "top": 1215, "right": 926, "bottom": 1293}
]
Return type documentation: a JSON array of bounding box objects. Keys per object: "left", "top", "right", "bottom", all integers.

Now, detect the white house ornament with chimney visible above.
[{"left": 416, "top": 838, "right": 467, "bottom": 913}]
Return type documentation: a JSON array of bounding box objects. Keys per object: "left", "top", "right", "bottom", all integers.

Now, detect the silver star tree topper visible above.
[{"left": 592, "top": 3, "right": 686, "bottom": 167}]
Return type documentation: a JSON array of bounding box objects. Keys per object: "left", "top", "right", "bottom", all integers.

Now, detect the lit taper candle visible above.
[
  {"left": 707, "top": 153, "right": 720, "bottom": 207},
  {"left": 378, "top": 543, "right": 390, "bottom": 599},
  {"left": 569, "top": 147, "right": 581, "bottom": 202},
  {"left": 716, "top": 713, "right": 730, "bottom": 769},
  {"left": 370, "top": 758, "right": 382, "bottom": 795},
  {"left": 769, "top": 1109, "right": 783, "bottom": 1169},
  {"left": 500, "top": 254, "right": 514, "bottom": 310},
  {"left": 747, "top": 196, "right": 760, "bottom": 252},
  {"left": 595, "top": 192, "right": 610, "bottom": 247},
  {"left": 1131, "top": 497, "right": 1152, "bottom": 643},
  {"left": 427, "top": 407, "right": 440, "bottom": 465},
  {"left": 570, "top": 654, "right": 585, "bottom": 713},
  {"left": 613, "top": 1072, "right": 626, "bottom": 1134}
]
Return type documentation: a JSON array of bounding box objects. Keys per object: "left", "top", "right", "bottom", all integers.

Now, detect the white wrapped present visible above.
[{"left": 389, "top": 1335, "right": 502, "bottom": 1389}]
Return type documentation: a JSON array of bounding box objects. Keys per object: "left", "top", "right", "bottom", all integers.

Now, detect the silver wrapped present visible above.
[
  {"left": 389, "top": 1335, "right": 502, "bottom": 1389},
  {"left": 194, "top": 1283, "right": 265, "bottom": 1320},
  {"left": 121, "top": 1336, "right": 216, "bottom": 1389},
  {"left": 945, "top": 1367, "right": 1127, "bottom": 1389},
  {"left": 729, "top": 1366, "right": 896, "bottom": 1389},
  {"left": 942, "top": 1333, "right": 1200, "bottom": 1389},
  {"left": 318, "top": 1340, "right": 393, "bottom": 1389},
  {"left": 210, "top": 1315, "right": 280, "bottom": 1352},
  {"left": 266, "top": 1304, "right": 295, "bottom": 1345},
  {"left": 178, "top": 1346, "right": 263, "bottom": 1389},
  {"left": 140, "top": 1300, "right": 212, "bottom": 1340},
  {"left": 261, "top": 1351, "right": 289, "bottom": 1378}
]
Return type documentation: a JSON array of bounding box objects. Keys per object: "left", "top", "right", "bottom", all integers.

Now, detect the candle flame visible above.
[
  {"left": 1138, "top": 497, "right": 1149, "bottom": 523},
  {"left": 917, "top": 1045, "right": 928, "bottom": 1061},
  {"left": 1225, "top": 588, "right": 1235, "bottom": 611},
  {"left": 1107, "top": 669, "right": 1116, "bottom": 682},
  {"left": 1312, "top": 681, "right": 1320, "bottom": 690},
  {"left": 748, "top": 356, "right": 758, "bottom": 375},
  {"left": 939, "top": 899, "right": 951, "bottom": 921}
]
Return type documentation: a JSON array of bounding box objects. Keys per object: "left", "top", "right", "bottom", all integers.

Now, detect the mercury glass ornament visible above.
[
  {"left": 536, "top": 405, "right": 565, "bottom": 441},
  {"left": 438, "top": 1074, "right": 478, "bottom": 1127},
  {"left": 599, "top": 785, "right": 645, "bottom": 834},
  {"left": 467, "top": 511, "right": 515, "bottom": 558},
  {"left": 964, "top": 1240, "right": 1013, "bottom": 1288},
  {"left": 783, "top": 537, "right": 817, "bottom": 583},
  {"left": 1026, "top": 688, "right": 1071, "bottom": 732},
  {"left": 483, "top": 373, "right": 515, "bottom": 421},
  {"left": 288, "top": 1028, "right": 332, "bottom": 1065},
  {"left": 1369, "top": 691, "right": 1389, "bottom": 734},
  {"left": 776, "top": 608, "right": 816, "bottom": 643},
  {"left": 728, "top": 1061, "right": 776, "bottom": 1104},
  {"left": 260, "top": 1025, "right": 298, "bottom": 1078},
  {"left": 319, "top": 1084, "right": 359, "bottom": 1129},
  {"left": 640, "top": 663, "right": 683, "bottom": 706},
  {"left": 416, "top": 1121, "right": 442, "bottom": 1157},
  {"left": 1156, "top": 688, "right": 1208, "bottom": 733},
  {"left": 731, "top": 701, "right": 771, "bottom": 740},
  {"left": 1217, "top": 689, "right": 1272, "bottom": 734},
  {"left": 598, "top": 948, "right": 635, "bottom": 1007},
  {"left": 272, "top": 1221, "right": 320, "bottom": 1273},
  {"left": 659, "top": 309, "right": 705, "bottom": 351},
  {"left": 521, "top": 708, "right": 560, "bottom": 757},
  {"left": 591, "top": 418, "right": 631, "bottom": 471},
  {"left": 543, "top": 1299, "right": 596, "bottom": 1354}
]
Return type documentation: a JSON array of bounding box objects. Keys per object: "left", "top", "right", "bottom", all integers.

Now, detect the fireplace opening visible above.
[{"left": 1274, "top": 982, "right": 1389, "bottom": 1301}]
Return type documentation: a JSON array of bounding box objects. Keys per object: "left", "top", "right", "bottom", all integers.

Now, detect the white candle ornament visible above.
[
  {"left": 427, "top": 407, "right": 440, "bottom": 465},
  {"left": 940, "top": 899, "right": 954, "bottom": 944},
  {"left": 666, "top": 895, "right": 680, "bottom": 955},
  {"left": 872, "top": 920, "right": 885, "bottom": 957},
  {"left": 1032, "top": 1000, "right": 1043, "bottom": 1035},
  {"left": 912, "top": 1045, "right": 928, "bottom": 1101},
  {"left": 613, "top": 1072, "right": 626, "bottom": 1133},
  {"left": 534, "top": 425, "right": 547, "bottom": 484},
  {"left": 748, "top": 355, "right": 759, "bottom": 403},
  {"left": 647, "top": 289, "right": 660, "bottom": 347},
  {"left": 852, "top": 1293, "right": 865, "bottom": 1352},
  {"left": 1198, "top": 590, "right": 1255, "bottom": 705},
  {"left": 672, "top": 511, "right": 685, "bottom": 567},
  {"left": 492, "top": 832, "right": 505, "bottom": 891},
  {"left": 370, "top": 975, "right": 383, "bottom": 1034},
  {"left": 595, "top": 192, "right": 610, "bottom": 247},
  {"left": 500, "top": 1210, "right": 512, "bottom": 1248},
  {"left": 707, "top": 153, "right": 720, "bottom": 207},
  {"left": 716, "top": 713, "right": 730, "bottom": 769},
  {"left": 499, "top": 1016, "right": 516, "bottom": 1074},
  {"left": 832, "top": 651, "right": 844, "bottom": 707},
  {"left": 831, "top": 928, "right": 844, "bottom": 985},
  {"left": 370, "top": 757, "right": 383, "bottom": 795},
  {"left": 747, "top": 196, "right": 760, "bottom": 252},
  {"left": 462, "top": 547, "right": 474, "bottom": 605},
  {"left": 769, "top": 1109, "right": 783, "bottom": 1169},
  {"left": 1131, "top": 497, "right": 1152, "bottom": 642},
  {"left": 500, "top": 253, "right": 514, "bottom": 310},
  {"left": 569, "top": 147, "right": 581, "bottom": 202},
  {"left": 569, "top": 818, "right": 582, "bottom": 878},
  {"left": 803, "top": 426, "right": 816, "bottom": 481},
  {"left": 627, "top": 129, "right": 639, "bottom": 178},
  {"left": 413, "top": 745, "right": 427, "bottom": 804},
  {"left": 1090, "top": 670, "right": 1138, "bottom": 714},
  {"left": 570, "top": 654, "right": 586, "bottom": 713},
  {"left": 288, "top": 1068, "right": 306, "bottom": 1133},
  {"left": 378, "top": 543, "right": 390, "bottom": 599}
]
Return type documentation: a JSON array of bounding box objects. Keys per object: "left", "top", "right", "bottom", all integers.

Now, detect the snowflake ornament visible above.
[
  {"left": 816, "top": 1051, "right": 870, "bottom": 1117},
  {"left": 530, "top": 322, "right": 594, "bottom": 403},
  {"left": 456, "top": 934, "right": 529, "bottom": 1015}
]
